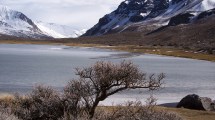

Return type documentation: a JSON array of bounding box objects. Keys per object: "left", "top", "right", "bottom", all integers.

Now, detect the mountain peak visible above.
[
  {"left": 0, "top": 6, "right": 85, "bottom": 38},
  {"left": 0, "top": 5, "right": 32, "bottom": 23},
  {"left": 0, "top": 5, "right": 13, "bottom": 20},
  {"left": 0, "top": 5, "right": 10, "bottom": 11},
  {"left": 83, "top": 0, "right": 215, "bottom": 36},
  {"left": 0, "top": 5, "right": 50, "bottom": 38}
]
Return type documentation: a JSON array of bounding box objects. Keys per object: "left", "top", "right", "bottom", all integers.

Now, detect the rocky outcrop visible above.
[
  {"left": 177, "top": 94, "right": 215, "bottom": 111},
  {"left": 129, "top": 15, "right": 144, "bottom": 22},
  {"left": 197, "top": 8, "right": 215, "bottom": 20},
  {"left": 167, "top": 8, "right": 215, "bottom": 26},
  {"left": 168, "top": 13, "right": 194, "bottom": 26},
  {"left": 147, "top": 0, "right": 169, "bottom": 18}
]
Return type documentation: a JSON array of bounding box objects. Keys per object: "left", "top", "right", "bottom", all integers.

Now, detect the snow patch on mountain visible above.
[
  {"left": 35, "top": 22, "right": 86, "bottom": 38},
  {"left": 189, "top": 0, "right": 215, "bottom": 11}
]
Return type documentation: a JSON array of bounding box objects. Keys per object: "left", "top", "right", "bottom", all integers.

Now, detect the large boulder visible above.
[
  {"left": 177, "top": 94, "right": 215, "bottom": 111},
  {"left": 177, "top": 94, "right": 204, "bottom": 110}
]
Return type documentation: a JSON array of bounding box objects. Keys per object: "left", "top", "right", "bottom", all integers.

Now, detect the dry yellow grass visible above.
[
  {"left": 159, "top": 107, "right": 215, "bottom": 120},
  {"left": 99, "top": 45, "right": 215, "bottom": 62},
  {"left": 0, "top": 93, "right": 14, "bottom": 100},
  {"left": 97, "top": 105, "right": 215, "bottom": 120},
  {"left": 98, "top": 106, "right": 215, "bottom": 120},
  {"left": 0, "top": 39, "right": 104, "bottom": 47}
]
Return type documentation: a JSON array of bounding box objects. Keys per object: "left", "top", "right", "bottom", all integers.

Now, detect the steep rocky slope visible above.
[{"left": 83, "top": 0, "right": 215, "bottom": 36}]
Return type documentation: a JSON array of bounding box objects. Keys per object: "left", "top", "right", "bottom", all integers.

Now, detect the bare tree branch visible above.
[{"left": 64, "top": 60, "right": 165, "bottom": 118}]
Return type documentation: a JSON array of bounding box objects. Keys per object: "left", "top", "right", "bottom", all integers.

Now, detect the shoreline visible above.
[
  {"left": 0, "top": 39, "right": 215, "bottom": 62},
  {"left": 0, "top": 93, "right": 178, "bottom": 108},
  {"left": 0, "top": 92, "right": 179, "bottom": 107}
]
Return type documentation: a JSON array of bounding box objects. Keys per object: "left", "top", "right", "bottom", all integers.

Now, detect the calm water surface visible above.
[{"left": 0, "top": 44, "right": 214, "bottom": 105}]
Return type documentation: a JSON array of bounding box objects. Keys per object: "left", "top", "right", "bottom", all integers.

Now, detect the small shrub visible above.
[
  {"left": 63, "top": 86, "right": 82, "bottom": 119},
  {"left": 0, "top": 111, "right": 18, "bottom": 120},
  {"left": 12, "top": 86, "right": 64, "bottom": 120},
  {"left": 0, "top": 96, "right": 18, "bottom": 120},
  {"left": 0, "top": 99, "right": 18, "bottom": 120}
]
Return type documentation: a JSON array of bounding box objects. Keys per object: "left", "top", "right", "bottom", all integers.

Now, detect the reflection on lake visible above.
[{"left": 0, "top": 44, "right": 214, "bottom": 105}]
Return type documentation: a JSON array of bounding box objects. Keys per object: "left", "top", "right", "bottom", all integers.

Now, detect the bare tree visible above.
[{"left": 64, "top": 60, "right": 165, "bottom": 119}]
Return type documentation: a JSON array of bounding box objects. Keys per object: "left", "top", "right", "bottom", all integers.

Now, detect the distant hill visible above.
[{"left": 35, "top": 21, "right": 86, "bottom": 38}]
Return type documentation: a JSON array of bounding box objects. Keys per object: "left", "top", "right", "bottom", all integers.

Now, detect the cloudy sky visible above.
[{"left": 0, "top": 0, "right": 124, "bottom": 29}]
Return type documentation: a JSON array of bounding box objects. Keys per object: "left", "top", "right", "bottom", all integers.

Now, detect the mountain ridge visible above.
[
  {"left": 83, "top": 0, "right": 215, "bottom": 36},
  {"left": 0, "top": 5, "right": 85, "bottom": 38},
  {"left": 35, "top": 21, "right": 86, "bottom": 38},
  {"left": 0, "top": 5, "right": 48, "bottom": 38}
]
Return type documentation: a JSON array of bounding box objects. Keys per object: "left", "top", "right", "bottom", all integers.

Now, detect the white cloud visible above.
[{"left": 0, "top": 0, "right": 124, "bottom": 29}]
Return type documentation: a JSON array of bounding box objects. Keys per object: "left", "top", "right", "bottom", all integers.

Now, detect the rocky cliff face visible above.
[
  {"left": 83, "top": 0, "right": 215, "bottom": 36},
  {"left": 197, "top": 8, "right": 215, "bottom": 19}
]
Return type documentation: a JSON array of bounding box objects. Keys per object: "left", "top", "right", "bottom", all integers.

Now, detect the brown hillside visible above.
[{"left": 63, "top": 15, "right": 215, "bottom": 52}]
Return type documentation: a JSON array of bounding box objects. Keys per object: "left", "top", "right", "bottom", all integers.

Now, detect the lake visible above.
[{"left": 0, "top": 44, "right": 214, "bottom": 105}]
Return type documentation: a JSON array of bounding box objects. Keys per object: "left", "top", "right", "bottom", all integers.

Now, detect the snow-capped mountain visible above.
[
  {"left": 0, "top": 5, "right": 85, "bottom": 38},
  {"left": 83, "top": 0, "right": 215, "bottom": 36},
  {"left": 0, "top": 5, "right": 48, "bottom": 38},
  {"left": 35, "top": 22, "right": 86, "bottom": 38}
]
